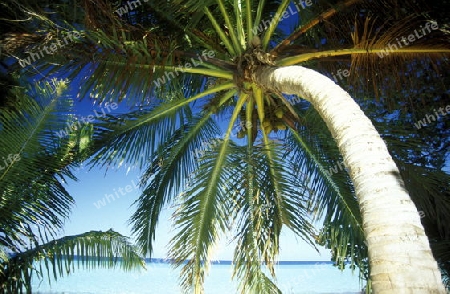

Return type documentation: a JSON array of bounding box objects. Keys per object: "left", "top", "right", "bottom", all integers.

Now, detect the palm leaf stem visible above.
[
  {"left": 245, "top": 0, "right": 253, "bottom": 45},
  {"left": 271, "top": 0, "right": 362, "bottom": 55},
  {"left": 217, "top": 0, "right": 242, "bottom": 55},
  {"left": 278, "top": 48, "right": 450, "bottom": 66},
  {"left": 204, "top": 7, "right": 236, "bottom": 56},
  {"left": 261, "top": 0, "right": 290, "bottom": 50},
  {"left": 101, "top": 60, "right": 234, "bottom": 79}
]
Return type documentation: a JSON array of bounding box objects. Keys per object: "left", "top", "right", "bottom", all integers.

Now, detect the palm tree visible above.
[
  {"left": 310, "top": 94, "right": 450, "bottom": 292},
  {"left": 2, "top": 0, "right": 450, "bottom": 292},
  {"left": 0, "top": 78, "right": 145, "bottom": 293}
]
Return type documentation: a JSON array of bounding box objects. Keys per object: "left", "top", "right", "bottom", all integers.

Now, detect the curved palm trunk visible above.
[{"left": 253, "top": 65, "right": 445, "bottom": 293}]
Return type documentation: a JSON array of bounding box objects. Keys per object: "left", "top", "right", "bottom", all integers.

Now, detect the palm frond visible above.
[
  {"left": 129, "top": 113, "right": 222, "bottom": 257},
  {"left": 231, "top": 142, "right": 279, "bottom": 294},
  {"left": 397, "top": 163, "right": 450, "bottom": 239},
  {"left": 168, "top": 144, "right": 236, "bottom": 293},
  {"left": 0, "top": 229, "right": 145, "bottom": 293},
  {"left": 273, "top": 0, "right": 450, "bottom": 101},
  {"left": 271, "top": 0, "right": 362, "bottom": 55},
  {"left": 229, "top": 142, "right": 315, "bottom": 294},
  {"left": 2, "top": 8, "right": 232, "bottom": 104},
  {"left": 168, "top": 94, "right": 245, "bottom": 293},
  {"left": 0, "top": 80, "right": 80, "bottom": 251},
  {"left": 60, "top": 28, "right": 212, "bottom": 103},
  {"left": 88, "top": 82, "right": 235, "bottom": 169}
]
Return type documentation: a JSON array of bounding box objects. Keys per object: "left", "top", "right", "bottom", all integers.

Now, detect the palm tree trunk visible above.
[{"left": 252, "top": 65, "right": 446, "bottom": 293}]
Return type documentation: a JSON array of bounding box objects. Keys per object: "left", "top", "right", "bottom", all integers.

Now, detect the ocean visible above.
[{"left": 32, "top": 261, "right": 363, "bottom": 293}]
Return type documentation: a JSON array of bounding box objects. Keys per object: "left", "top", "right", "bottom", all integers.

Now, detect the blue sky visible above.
[
  {"left": 55, "top": 89, "right": 332, "bottom": 262},
  {"left": 61, "top": 165, "right": 332, "bottom": 261}
]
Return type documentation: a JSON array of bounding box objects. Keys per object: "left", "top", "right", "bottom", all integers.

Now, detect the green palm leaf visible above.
[
  {"left": 0, "top": 229, "right": 144, "bottom": 293},
  {"left": 89, "top": 82, "right": 235, "bottom": 169},
  {"left": 168, "top": 94, "right": 245, "bottom": 293},
  {"left": 130, "top": 113, "right": 222, "bottom": 257},
  {"left": 229, "top": 143, "right": 315, "bottom": 294},
  {"left": 0, "top": 80, "right": 77, "bottom": 250}
]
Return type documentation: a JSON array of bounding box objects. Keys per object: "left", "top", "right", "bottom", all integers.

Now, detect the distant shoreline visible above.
[
  {"left": 145, "top": 258, "right": 336, "bottom": 265},
  {"left": 32, "top": 259, "right": 362, "bottom": 294},
  {"left": 42, "top": 256, "right": 337, "bottom": 265}
]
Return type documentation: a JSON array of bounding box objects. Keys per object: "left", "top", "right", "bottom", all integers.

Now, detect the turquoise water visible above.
[{"left": 32, "top": 261, "right": 363, "bottom": 293}]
